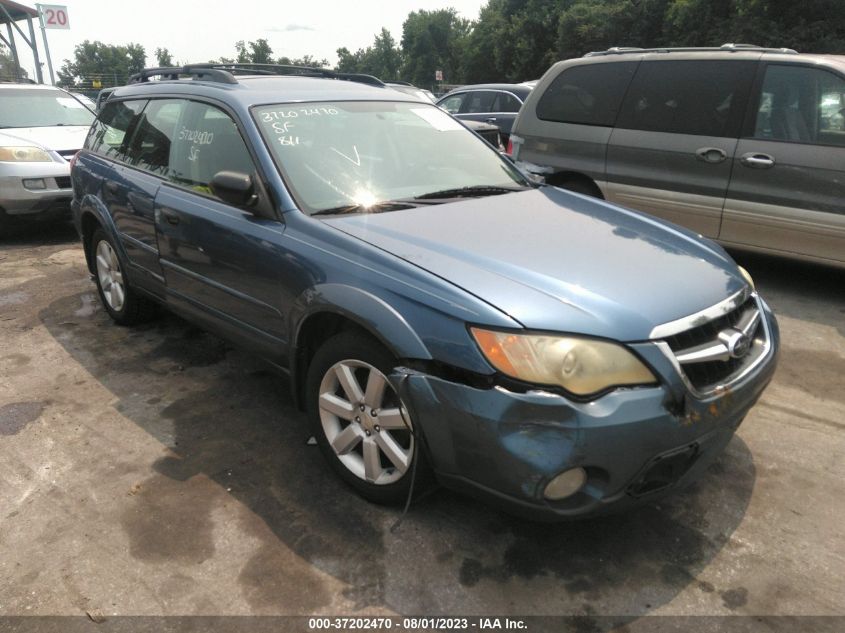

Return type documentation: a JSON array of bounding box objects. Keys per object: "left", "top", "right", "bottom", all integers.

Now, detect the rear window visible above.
[
  {"left": 85, "top": 100, "right": 145, "bottom": 160},
  {"left": 536, "top": 62, "right": 637, "bottom": 126},
  {"left": 616, "top": 60, "right": 756, "bottom": 138}
]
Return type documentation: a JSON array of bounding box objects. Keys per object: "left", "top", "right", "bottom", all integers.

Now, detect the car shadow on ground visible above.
[
  {"left": 0, "top": 220, "right": 77, "bottom": 247},
  {"left": 37, "top": 287, "right": 757, "bottom": 622}
]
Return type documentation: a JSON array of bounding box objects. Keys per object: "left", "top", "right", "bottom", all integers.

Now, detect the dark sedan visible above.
[{"left": 437, "top": 83, "right": 533, "bottom": 144}]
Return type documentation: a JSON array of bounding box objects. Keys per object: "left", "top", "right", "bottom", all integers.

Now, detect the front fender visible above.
[{"left": 292, "top": 283, "right": 432, "bottom": 362}]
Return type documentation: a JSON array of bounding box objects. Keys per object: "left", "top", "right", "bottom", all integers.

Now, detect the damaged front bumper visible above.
[{"left": 391, "top": 307, "right": 779, "bottom": 521}]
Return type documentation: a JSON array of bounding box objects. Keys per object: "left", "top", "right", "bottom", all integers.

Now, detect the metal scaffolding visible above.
[{"left": 0, "top": 0, "right": 44, "bottom": 83}]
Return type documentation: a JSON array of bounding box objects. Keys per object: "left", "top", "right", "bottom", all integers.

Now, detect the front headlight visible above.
[
  {"left": 470, "top": 327, "right": 657, "bottom": 396},
  {"left": 0, "top": 146, "right": 52, "bottom": 162}
]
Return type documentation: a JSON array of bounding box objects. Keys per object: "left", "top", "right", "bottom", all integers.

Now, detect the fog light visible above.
[
  {"left": 544, "top": 467, "right": 587, "bottom": 500},
  {"left": 23, "top": 178, "right": 47, "bottom": 190}
]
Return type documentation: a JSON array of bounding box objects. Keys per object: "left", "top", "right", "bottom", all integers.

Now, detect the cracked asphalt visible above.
[{"left": 0, "top": 224, "right": 843, "bottom": 626}]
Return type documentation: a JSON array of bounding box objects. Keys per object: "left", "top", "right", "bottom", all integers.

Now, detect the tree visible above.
[
  {"left": 154, "top": 47, "right": 174, "bottom": 67},
  {"left": 57, "top": 40, "right": 146, "bottom": 88},
  {"left": 401, "top": 9, "right": 470, "bottom": 88},
  {"left": 278, "top": 54, "right": 329, "bottom": 68},
  {"left": 0, "top": 44, "right": 28, "bottom": 81},
  {"left": 334, "top": 28, "right": 402, "bottom": 80}
]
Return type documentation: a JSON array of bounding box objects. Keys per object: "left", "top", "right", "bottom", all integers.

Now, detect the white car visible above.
[{"left": 0, "top": 83, "right": 95, "bottom": 228}]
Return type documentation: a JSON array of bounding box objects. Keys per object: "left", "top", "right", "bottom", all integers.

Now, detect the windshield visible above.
[
  {"left": 253, "top": 101, "right": 528, "bottom": 215},
  {"left": 0, "top": 89, "right": 96, "bottom": 128}
]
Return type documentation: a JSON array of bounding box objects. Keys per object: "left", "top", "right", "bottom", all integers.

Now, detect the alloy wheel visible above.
[{"left": 95, "top": 240, "right": 125, "bottom": 312}]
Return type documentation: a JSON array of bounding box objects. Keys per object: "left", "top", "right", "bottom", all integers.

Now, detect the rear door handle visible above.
[
  {"left": 740, "top": 153, "right": 775, "bottom": 169},
  {"left": 695, "top": 147, "right": 727, "bottom": 164}
]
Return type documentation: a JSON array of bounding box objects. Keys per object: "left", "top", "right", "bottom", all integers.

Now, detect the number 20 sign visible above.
[{"left": 39, "top": 5, "right": 70, "bottom": 30}]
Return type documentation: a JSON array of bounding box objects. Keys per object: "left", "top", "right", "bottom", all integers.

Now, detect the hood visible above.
[
  {"left": 324, "top": 187, "right": 745, "bottom": 341},
  {"left": 1, "top": 126, "right": 89, "bottom": 155}
]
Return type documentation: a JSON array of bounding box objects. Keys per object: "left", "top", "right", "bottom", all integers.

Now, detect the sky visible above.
[{"left": 7, "top": 0, "right": 488, "bottom": 82}]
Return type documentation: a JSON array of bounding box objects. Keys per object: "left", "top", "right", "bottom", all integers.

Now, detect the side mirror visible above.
[{"left": 210, "top": 170, "right": 257, "bottom": 208}]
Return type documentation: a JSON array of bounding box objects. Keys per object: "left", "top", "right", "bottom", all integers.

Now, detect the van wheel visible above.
[
  {"left": 559, "top": 178, "right": 603, "bottom": 199},
  {"left": 91, "top": 228, "right": 157, "bottom": 325},
  {"left": 307, "top": 331, "right": 430, "bottom": 505}
]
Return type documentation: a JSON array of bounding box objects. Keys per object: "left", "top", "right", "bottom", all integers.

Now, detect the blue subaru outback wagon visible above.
[{"left": 70, "top": 64, "right": 779, "bottom": 519}]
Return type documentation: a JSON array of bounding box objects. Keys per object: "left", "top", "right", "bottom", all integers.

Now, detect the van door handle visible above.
[
  {"left": 740, "top": 153, "right": 775, "bottom": 169},
  {"left": 160, "top": 209, "right": 180, "bottom": 226},
  {"left": 695, "top": 147, "right": 727, "bottom": 163}
]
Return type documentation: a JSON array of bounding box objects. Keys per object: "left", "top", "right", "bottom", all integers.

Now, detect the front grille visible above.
[
  {"left": 55, "top": 176, "right": 71, "bottom": 189},
  {"left": 659, "top": 296, "right": 766, "bottom": 393}
]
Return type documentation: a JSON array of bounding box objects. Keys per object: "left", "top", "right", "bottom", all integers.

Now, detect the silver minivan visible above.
[{"left": 510, "top": 44, "right": 845, "bottom": 268}]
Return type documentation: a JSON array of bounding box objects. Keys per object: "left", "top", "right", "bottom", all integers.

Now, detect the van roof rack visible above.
[
  {"left": 128, "top": 63, "right": 385, "bottom": 88},
  {"left": 584, "top": 43, "right": 799, "bottom": 57}
]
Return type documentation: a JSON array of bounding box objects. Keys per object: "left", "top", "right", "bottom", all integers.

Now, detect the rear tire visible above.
[
  {"left": 306, "top": 330, "right": 432, "bottom": 505},
  {"left": 558, "top": 178, "right": 603, "bottom": 198},
  {"left": 91, "top": 228, "right": 157, "bottom": 325}
]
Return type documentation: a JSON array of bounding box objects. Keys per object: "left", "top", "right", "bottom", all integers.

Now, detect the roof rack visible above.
[
  {"left": 128, "top": 66, "right": 238, "bottom": 85},
  {"left": 128, "top": 63, "right": 385, "bottom": 88},
  {"left": 584, "top": 43, "right": 798, "bottom": 57}
]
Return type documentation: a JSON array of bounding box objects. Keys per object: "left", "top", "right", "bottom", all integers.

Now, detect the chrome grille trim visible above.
[
  {"left": 674, "top": 303, "right": 760, "bottom": 364},
  {"left": 649, "top": 286, "right": 751, "bottom": 339},
  {"left": 654, "top": 293, "right": 773, "bottom": 399}
]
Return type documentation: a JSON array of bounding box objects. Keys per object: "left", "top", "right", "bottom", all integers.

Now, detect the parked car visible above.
[
  {"left": 1, "top": 82, "right": 94, "bottom": 228},
  {"left": 437, "top": 83, "right": 532, "bottom": 145},
  {"left": 510, "top": 44, "right": 845, "bottom": 268},
  {"left": 71, "top": 64, "right": 778, "bottom": 519},
  {"left": 71, "top": 92, "right": 97, "bottom": 111}
]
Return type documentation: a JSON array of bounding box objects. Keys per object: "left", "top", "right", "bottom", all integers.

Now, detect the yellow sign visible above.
[{"left": 92, "top": 79, "right": 102, "bottom": 89}]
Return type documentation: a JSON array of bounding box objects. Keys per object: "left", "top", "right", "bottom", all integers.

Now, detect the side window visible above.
[
  {"left": 439, "top": 95, "right": 464, "bottom": 114},
  {"left": 85, "top": 100, "right": 145, "bottom": 160},
  {"left": 616, "top": 60, "right": 756, "bottom": 137},
  {"left": 461, "top": 90, "right": 496, "bottom": 114},
  {"left": 753, "top": 64, "right": 845, "bottom": 147},
  {"left": 124, "top": 99, "right": 182, "bottom": 176},
  {"left": 168, "top": 101, "right": 255, "bottom": 199},
  {"left": 537, "top": 62, "right": 637, "bottom": 127},
  {"left": 492, "top": 92, "right": 522, "bottom": 113}
]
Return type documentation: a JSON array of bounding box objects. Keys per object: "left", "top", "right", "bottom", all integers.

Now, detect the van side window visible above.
[
  {"left": 536, "top": 62, "right": 636, "bottom": 126},
  {"left": 85, "top": 100, "right": 145, "bottom": 161},
  {"left": 439, "top": 94, "right": 464, "bottom": 114},
  {"left": 168, "top": 101, "right": 255, "bottom": 199},
  {"left": 753, "top": 65, "right": 845, "bottom": 147},
  {"left": 617, "top": 61, "right": 756, "bottom": 138},
  {"left": 124, "top": 99, "right": 182, "bottom": 176}
]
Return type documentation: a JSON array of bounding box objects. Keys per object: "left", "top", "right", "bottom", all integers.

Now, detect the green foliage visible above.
[
  {"left": 0, "top": 44, "right": 28, "bottom": 81},
  {"left": 277, "top": 55, "right": 330, "bottom": 68},
  {"left": 335, "top": 28, "right": 402, "bottom": 79},
  {"left": 154, "top": 47, "right": 174, "bottom": 67},
  {"left": 400, "top": 9, "right": 470, "bottom": 88},
  {"left": 57, "top": 40, "right": 146, "bottom": 88}
]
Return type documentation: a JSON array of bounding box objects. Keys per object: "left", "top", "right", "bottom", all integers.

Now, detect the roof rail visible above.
[
  {"left": 127, "top": 63, "right": 387, "bottom": 88},
  {"left": 584, "top": 44, "right": 798, "bottom": 57},
  {"left": 187, "top": 63, "right": 386, "bottom": 87},
  {"left": 128, "top": 66, "right": 238, "bottom": 85}
]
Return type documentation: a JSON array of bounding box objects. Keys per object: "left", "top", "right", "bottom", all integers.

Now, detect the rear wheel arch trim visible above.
[{"left": 546, "top": 172, "right": 605, "bottom": 199}]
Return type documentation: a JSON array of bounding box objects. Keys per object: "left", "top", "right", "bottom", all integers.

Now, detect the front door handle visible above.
[
  {"left": 160, "top": 209, "right": 180, "bottom": 226},
  {"left": 485, "top": 117, "right": 497, "bottom": 124},
  {"left": 695, "top": 147, "right": 727, "bottom": 164},
  {"left": 740, "top": 153, "right": 776, "bottom": 169}
]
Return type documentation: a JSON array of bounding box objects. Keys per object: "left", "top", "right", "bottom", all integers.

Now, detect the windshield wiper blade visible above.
[
  {"left": 413, "top": 185, "right": 526, "bottom": 200},
  {"left": 311, "top": 200, "right": 418, "bottom": 217}
]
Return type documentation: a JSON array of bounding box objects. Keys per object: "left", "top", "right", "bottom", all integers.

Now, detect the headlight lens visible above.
[
  {"left": 470, "top": 327, "right": 657, "bottom": 396},
  {"left": 0, "top": 146, "right": 52, "bottom": 162},
  {"left": 738, "top": 265, "right": 755, "bottom": 290}
]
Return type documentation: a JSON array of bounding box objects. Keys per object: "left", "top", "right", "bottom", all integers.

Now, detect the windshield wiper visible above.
[
  {"left": 311, "top": 200, "right": 418, "bottom": 217},
  {"left": 413, "top": 185, "right": 527, "bottom": 200}
]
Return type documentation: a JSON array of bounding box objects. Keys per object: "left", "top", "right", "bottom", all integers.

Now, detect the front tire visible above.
[
  {"left": 306, "top": 331, "right": 428, "bottom": 505},
  {"left": 91, "top": 228, "right": 156, "bottom": 325}
]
